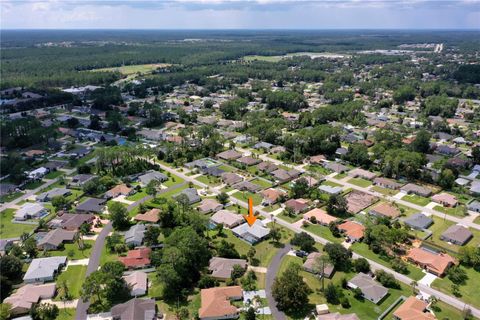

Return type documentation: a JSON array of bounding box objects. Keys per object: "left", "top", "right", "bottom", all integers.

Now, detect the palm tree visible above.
[
  {"left": 314, "top": 255, "right": 331, "bottom": 292},
  {"left": 410, "top": 280, "right": 418, "bottom": 294},
  {"left": 59, "top": 280, "right": 71, "bottom": 309}
]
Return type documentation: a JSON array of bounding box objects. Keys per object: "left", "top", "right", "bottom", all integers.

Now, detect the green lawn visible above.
[
  {"left": 426, "top": 216, "right": 459, "bottom": 253},
  {"left": 306, "top": 165, "right": 331, "bottom": 175},
  {"left": 46, "top": 240, "right": 94, "bottom": 260},
  {"left": 432, "top": 266, "right": 480, "bottom": 309},
  {"left": 55, "top": 308, "right": 76, "bottom": 320},
  {"left": 218, "top": 164, "right": 235, "bottom": 172},
  {"left": 401, "top": 194, "right": 431, "bottom": 207},
  {"left": 195, "top": 175, "right": 221, "bottom": 186},
  {"left": 302, "top": 223, "right": 343, "bottom": 244},
  {"left": 333, "top": 173, "right": 347, "bottom": 180},
  {"left": 163, "top": 173, "right": 185, "bottom": 187},
  {"left": 250, "top": 178, "right": 273, "bottom": 189},
  {"left": 99, "top": 241, "right": 120, "bottom": 266},
  {"left": 155, "top": 184, "right": 188, "bottom": 201},
  {"left": 126, "top": 190, "right": 148, "bottom": 201},
  {"left": 263, "top": 203, "right": 282, "bottom": 213},
  {"left": 55, "top": 265, "right": 87, "bottom": 299},
  {"left": 371, "top": 186, "right": 399, "bottom": 196},
  {"left": 243, "top": 55, "right": 284, "bottom": 62},
  {"left": 25, "top": 180, "right": 44, "bottom": 190},
  {"left": 0, "top": 209, "right": 37, "bottom": 239},
  {"left": 347, "top": 178, "right": 372, "bottom": 188},
  {"left": 277, "top": 211, "right": 302, "bottom": 223},
  {"left": 44, "top": 170, "right": 64, "bottom": 179},
  {"left": 0, "top": 191, "right": 23, "bottom": 203},
  {"left": 89, "top": 63, "right": 170, "bottom": 75},
  {"left": 433, "top": 205, "right": 467, "bottom": 217},
  {"left": 351, "top": 242, "right": 425, "bottom": 281},
  {"left": 322, "top": 180, "right": 342, "bottom": 187},
  {"left": 231, "top": 191, "right": 263, "bottom": 206}
]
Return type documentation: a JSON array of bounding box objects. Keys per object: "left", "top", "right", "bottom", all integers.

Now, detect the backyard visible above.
[
  {"left": 55, "top": 265, "right": 87, "bottom": 299},
  {"left": 0, "top": 209, "right": 37, "bottom": 239}
]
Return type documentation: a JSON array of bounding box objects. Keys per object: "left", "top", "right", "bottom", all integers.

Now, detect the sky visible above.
[{"left": 1, "top": 0, "right": 479, "bottom": 30}]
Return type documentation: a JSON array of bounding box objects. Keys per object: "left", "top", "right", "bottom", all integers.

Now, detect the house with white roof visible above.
[
  {"left": 14, "top": 202, "right": 48, "bottom": 221},
  {"left": 23, "top": 256, "right": 67, "bottom": 283}
]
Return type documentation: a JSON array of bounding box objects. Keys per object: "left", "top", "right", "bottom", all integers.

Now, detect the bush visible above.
[
  {"left": 198, "top": 275, "right": 218, "bottom": 289},
  {"left": 391, "top": 258, "right": 408, "bottom": 274},
  {"left": 374, "top": 270, "right": 400, "bottom": 289},
  {"left": 340, "top": 297, "right": 351, "bottom": 308},
  {"left": 353, "top": 258, "right": 370, "bottom": 273}
]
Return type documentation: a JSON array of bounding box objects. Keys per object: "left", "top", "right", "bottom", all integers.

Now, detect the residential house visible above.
[
  {"left": 471, "top": 180, "right": 480, "bottom": 195},
  {"left": 134, "top": 208, "right": 160, "bottom": 224},
  {"left": 125, "top": 224, "right": 146, "bottom": 247},
  {"left": 401, "top": 184, "right": 432, "bottom": 197},
  {"left": 23, "top": 256, "right": 67, "bottom": 283},
  {"left": 119, "top": 247, "right": 151, "bottom": 269},
  {"left": 232, "top": 220, "right": 270, "bottom": 244},
  {"left": 221, "top": 172, "right": 243, "bottom": 186},
  {"left": 369, "top": 202, "right": 401, "bottom": 219},
  {"left": 233, "top": 181, "right": 261, "bottom": 193},
  {"left": 237, "top": 156, "right": 261, "bottom": 166},
  {"left": 27, "top": 167, "right": 49, "bottom": 180},
  {"left": 348, "top": 168, "right": 377, "bottom": 180},
  {"left": 393, "top": 296, "right": 435, "bottom": 320},
  {"left": 202, "top": 166, "right": 225, "bottom": 177},
  {"left": 14, "top": 203, "right": 48, "bottom": 221},
  {"left": 69, "top": 174, "right": 96, "bottom": 188},
  {"left": 271, "top": 168, "right": 301, "bottom": 182},
  {"left": 467, "top": 200, "right": 480, "bottom": 213},
  {"left": 345, "top": 191, "right": 377, "bottom": 214},
  {"left": 406, "top": 248, "right": 456, "bottom": 276},
  {"left": 76, "top": 198, "right": 106, "bottom": 214},
  {"left": 123, "top": 271, "right": 148, "bottom": 297},
  {"left": 174, "top": 188, "right": 201, "bottom": 204},
  {"left": 37, "top": 229, "right": 77, "bottom": 251},
  {"left": 440, "top": 225, "right": 473, "bottom": 245},
  {"left": 210, "top": 210, "right": 244, "bottom": 229},
  {"left": 105, "top": 184, "right": 134, "bottom": 199},
  {"left": 37, "top": 188, "right": 71, "bottom": 202},
  {"left": 137, "top": 170, "right": 168, "bottom": 186},
  {"left": 261, "top": 188, "right": 286, "bottom": 206},
  {"left": 432, "top": 193, "right": 458, "bottom": 207},
  {"left": 308, "top": 155, "right": 327, "bottom": 165},
  {"left": 199, "top": 286, "right": 243, "bottom": 320},
  {"left": 48, "top": 213, "right": 94, "bottom": 230},
  {"left": 257, "top": 161, "right": 278, "bottom": 173},
  {"left": 217, "top": 150, "right": 242, "bottom": 161},
  {"left": 347, "top": 273, "right": 388, "bottom": 304},
  {"left": 252, "top": 142, "right": 273, "bottom": 151},
  {"left": 110, "top": 298, "right": 158, "bottom": 320},
  {"left": 403, "top": 213, "right": 433, "bottom": 230},
  {"left": 303, "top": 252, "right": 335, "bottom": 278},
  {"left": 284, "top": 198, "right": 309, "bottom": 214},
  {"left": 4, "top": 283, "right": 56, "bottom": 316},
  {"left": 198, "top": 199, "right": 223, "bottom": 214},
  {"left": 373, "top": 177, "right": 403, "bottom": 190},
  {"left": 303, "top": 208, "right": 338, "bottom": 225},
  {"left": 318, "top": 185, "right": 343, "bottom": 195},
  {"left": 335, "top": 147, "right": 348, "bottom": 157},
  {"left": 338, "top": 221, "right": 365, "bottom": 242},
  {"left": 324, "top": 162, "right": 349, "bottom": 174},
  {"left": 208, "top": 257, "right": 247, "bottom": 280}
]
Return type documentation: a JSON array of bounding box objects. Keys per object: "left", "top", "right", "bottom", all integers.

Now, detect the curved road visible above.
[
  {"left": 265, "top": 244, "right": 291, "bottom": 320},
  {"left": 75, "top": 221, "right": 112, "bottom": 320}
]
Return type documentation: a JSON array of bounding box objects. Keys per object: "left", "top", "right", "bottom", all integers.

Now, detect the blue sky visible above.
[{"left": 1, "top": 0, "right": 479, "bottom": 29}]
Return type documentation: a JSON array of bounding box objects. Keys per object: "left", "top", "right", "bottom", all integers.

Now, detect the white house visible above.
[{"left": 15, "top": 203, "right": 48, "bottom": 221}]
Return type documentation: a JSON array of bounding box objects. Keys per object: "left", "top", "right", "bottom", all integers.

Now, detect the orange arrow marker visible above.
[{"left": 244, "top": 197, "right": 257, "bottom": 226}]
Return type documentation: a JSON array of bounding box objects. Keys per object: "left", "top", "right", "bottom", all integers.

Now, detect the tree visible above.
[
  {"left": 438, "top": 168, "right": 456, "bottom": 190},
  {"left": 244, "top": 307, "right": 256, "bottom": 320},
  {"left": 374, "top": 270, "right": 400, "bottom": 288},
  {"left": 327, "top": 194, "right": 347, "bottom": 216},
  {"left": 145, "top": 179, "right": 160, "bottom": 197},
  {"left": 241, "top": 270, "right": 257, "bottom": 291},
  {"left": 0, "top": 303, "right": 11, "bottom": 320},
  {"left": 272, "top": 263, "right": 312, "bottom": 311},
  {"left": 410, "top": 280, "right": 418, "bottom": 294},
  {"left": 447, "top": 266, "right": 468, "bottom": 285},
  {"left": 347, "top": 144, "right": 370, "bottom": 167},
  {"left": 231, "top": 264, "right": 246, "bottom": 281},
  {"left": 393, "top": 85, "right": 415, "bottom": 104},
  {"left": 324, "top": 283, "right": 341, "bottom": 304},
  {"left": 324, "top": 243, "right": 352, "bottom": 271},
  {"left": 30, "top": 303, "right": 59, "bottom": 320},
  {"left": 247, "top": 247, "right": 256, "bottom": 264},
  {"left": 217, "top": 240, "right": 240, "bottom": 259},
  {"left": 313, "top": 254, "right": 331, "bottom": 291},
  {"left": 51, "top": 196, "right": 71, "bottom": 211},
  {"left": 353, "top": 258, "right": 370, "bottom": 273},
  {"left": 290, "top": 177, "right": 309, "bottom": 198},
  {"left": 458, "top": 246, "right": 480, "bottom": 270},
  {"left": 216, "top": 192, "right": 229, "bottom": 205},
  {"left": 144, "top": 226, "right": 161, "bottom": 246},
  {"left": 23, "top": 237, "right": 38, "bottom": 258},
  {"left": 268, "top": 227, "right": 281, "bottom": 244},
  {"left": 109, "top": 202, "right": 130, "bottom": 230},
  {"left": 290, "top": 232, "right": 315, "bottom": 252},
  {"left": 410, "top": 130, "right": 431, "bottom": 153},
  {"left": 472, "top": 146, "right": 480, "bottom": 165}
]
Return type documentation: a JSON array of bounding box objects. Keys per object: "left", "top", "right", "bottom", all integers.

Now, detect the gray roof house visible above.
[
  {"left": 324, "top": 162, "right": 349, "bottom": 173},
  {"left": 174, "top": 188, "right": 201, "bottom": 204},
  {"left": 467, "top": 200, "right": 480, "bottom": 213},
  {"left": 318, "top": 185, "right": 343, "bottom": 195},
  {"left": 125, "top": 224, "right": 146, "bottom": 247},
  {"left": 400, "top": 184, "right": 432, "bottom": 197},
  {"left": 347, "top": 273, "right": 388, "bottom": 304},
  {"left": 232, "top": 220, "right": 270, "bottom": 244},
  {"left": 69, "top": 174, "right": 96, "bottom": 187},
  {"left": 110, "top": 298, "right": 158, "bottom": 320},
  {"left": 76, "top": 198, "right": 106, "bottom": 214},
  {"left": 440, "top": 225, "right": 473, "bottom": 246},
  {"left": 14, "top": 203, "right": 48, "bottom": 221},
  {"left": 403, "top": 213, "right": 433, "bottom": 230},
  {"left": 208, "top": 257, "right": 247, "bottom": 280},
  {"left": 470, "top": 180, "right": 480, "bottom": 195},
  {"left": 23, "top": 256, "right": 67, "bottom": 283},
  {"left": 36, "top": 188, "right": 71, "bottom": 202},
  {"left": 137, "top": 170, "right": 168, "bottom": 186},
  {"left": 37, "top": 229, "right": 77, "bottom": 250}
]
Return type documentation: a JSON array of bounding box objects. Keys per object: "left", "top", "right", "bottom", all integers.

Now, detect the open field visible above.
[{"left": 89, "top": 63, "right": 171, "bottom": 75}]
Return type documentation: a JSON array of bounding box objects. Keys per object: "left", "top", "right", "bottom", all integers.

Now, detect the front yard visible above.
[
  {"left": 45, "top": 240, "right": 94, "bottom": 260},
  {"left": 0, "top": 209, "right": 37, "bottom": 239},
  {"left": 401, "top": 194, "right": 431, "bottom": 207},
  {"left": 55, "top": 265, "right": 87, "bottom": 299},
  {"left": 432, "top": 266, "right": 480, "bottom": 309},
  {"left": 347, "top": 178, "right": 372, "bottom": 188},
  {"left": 231, "top": 191, "right": 263, "bottom": 206}
]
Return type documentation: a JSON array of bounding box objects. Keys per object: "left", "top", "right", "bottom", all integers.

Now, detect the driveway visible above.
[
  {"left": 265, "top": 244, "right": 292, "bottom": 320},
  {"left": 75, "top": 221, "right": 112, "bottom": 320}
]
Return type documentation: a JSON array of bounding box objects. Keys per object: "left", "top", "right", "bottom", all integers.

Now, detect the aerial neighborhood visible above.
[{"left": 0, "top": 28, "right": 480, "bottom": 320}]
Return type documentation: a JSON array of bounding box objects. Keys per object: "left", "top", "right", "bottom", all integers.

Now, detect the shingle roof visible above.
[
  {"left": 199, "top": 286, "right": 242, "bottom": 319},
  {"left": 208, "top": 257, "right": 247, "bottom": 279},
  {"left": 348, "top": 273, "right": 388, "bottom": 303},
  {"left": 110, "top": 298, "right": 156, "bottom": 320},
  {"left": 37, "top": 229, "right": 76, "bottom": 248},
  {"left": 23, "top": 256, "right": 67, "bottom": 282},
  {"left": 403, "top": 213, "right": 433, "bottom": 230}
]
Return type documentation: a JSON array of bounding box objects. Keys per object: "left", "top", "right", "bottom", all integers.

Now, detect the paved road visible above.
[
  {"left": 75, "top": 221, "right": 113, "bottom": 320},
  {"left": 152, "top": 158, "right": 480, "bottom": 319},
  {"left": 265, "top": 244, "right": 291, "bottom": 320}
]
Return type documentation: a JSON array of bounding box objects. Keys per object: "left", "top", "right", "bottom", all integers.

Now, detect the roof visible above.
[
  {"left": 49, "top": 213, "right": 94, "bottom": 229},
  {"left": 119, "top": 248, "right": 151, "bottom": 268},
  {"left": 373, "top": 177, "right": 403, "bottom": 189},
  {"left": 406, "top": 248, "right": 456, "bottom": 275},
  {"left": 125, "top": 224, "right": 146, "bottom": 245},
  {"left": 393, "top": 296, "right": 435, "bottom": 320},
  {"left": 468, "top": 200, "right": 480, "bottom": 211},
  {"left": 348, "top": 273, "right": 388, "bottom": 303},
  {"left": 403, "top": 213, "right": 433, "bottom": 229},
  {"left": 257, "top": 161, "right": 278, "bottom": 173},
  {"left": 261, "top": 188, "right": 286, "bottom": 202},
  {"left": 324, "top": 162, "right": 349, "bottom": 173},
  {"left": 23, "top": 256, "right": 67, "bottom": 281},
  {"left": 76, "top": 198, "right": 106, "bottom": 213},
  {"left": 232, "top": 220, "right": 270, "bottom": 242},
  {"left": 338, "top": 221, "right": 365, "bottom": 240},
  {"left": 198, "top": 199, "right": 222, "bottom": 213},
  {"left": 441, "top": 225, "right": 473, "bottom": 244},
  {"left": 432, "top": 193, "right": 458, "bottom": 206},
  {"left": 37, "top": 188, "right": 71, "bottom": 201},
  {"left": 233, "top": 180, "right": 261, "bottom": 192},
  {"left": 110, "top": 298, "right": 156, "bottom": 320},
  {"left": 174, "top": 188, "right": 201, "bottom": 204},
  {"left": 123, "top": 271, "right": 148, "bottom": 294},
  {"left": 210, "top": 210, "right": 244, "bottom": 228},
  {"left": 345, "top": 190, "right": 377, "bottom": 213},
  {"left": 370, "top": 202, "right": 401, "bottom": 219},
  {"left": 134, "top": 208, "right": 160, "bottom": 223},
  {"left": 237, "top": 156, "right": 261, "bottom": 166},
  {"left": 199, "top": 286, "right": 242, "bottom": 318},
  {"left": 401, "top": 183, "right": 432, "bottom": 196},
  {"left": 70, "top": 174, "right": 96, "bottom": 184},
  {"left": 285, "top": 198, "right": 309, "bottom": 212},
  {"left": 318, "top": 185, "right": 343, "bottom": 194},
  {"left": 106, "top": 184, "right": 132, "bottom": 196},
  {"left": 221, "top": 172, "right": 243, "bottom": 185},
  {"left": 303, "top": 208, "right": 338, "bottom": 225},
  {"left": 138, "top": 170, "right": 167, "bottom": 185},
  {"left": 309, "top": 155, "right": 326, "bottom": 164},
  {"left": 217, "top": 149, "right": 242, "bottom": 160},
  {"left": 303, "top": 252, "right": 334, "bottom": 277},
  {"left": 208, "top": 257, "right": 247, "bottom": 279},
  {"left": 15, "top": 202, "right": 46, "bottom": 219},
  {"left": 348, "top": 168, "right": 377, "bottom": 180},
  {"left": 37, "top": 229, "right": 76, "bottom": 248},
  {"left": 4, "top": 283, "right": 56, "bottom": 312}
]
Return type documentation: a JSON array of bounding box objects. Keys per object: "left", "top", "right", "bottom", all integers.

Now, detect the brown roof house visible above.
[
  {"left": 198, "top": 199, "right": 223, "bottom": 214},
  {"left": 217, "top": 150, "right": 242, "bottom": 161},
  {"left": 261, "top": 188, "right": 287, "bottom": 206},
  {"left": 257, "top": 161, "right": 278, "bottom": 173},
  {"left": 134, "top": 208, "right": 160, "bottom": 224},
  {"left": 123, "top": 271, "right": 148, "bottom": 297},
  {"left": 303, "top": 208, "right": 338, "bottom": 226},
  {"left": 348, "top": 168, "right": 377, "bottom": 180},
  {"left": 440, "top": 224, "right": 473, "bottom": 245},
  {"left": 199, "top": 286, "right": 243, "bottom": 320},
  {"left": 345, "top": 191, "right": 378, "bottom": 214},
  {"left": 373, "top": 177, "right": 403, "bottom": 190},
  {"left": 369, "top": 202, "right": 401, "bottom": 219},
  {"left": 308, "top": 154, "right": 327, "bottom": 165},
  {"left": 105, "top": 184, "right": 134, "bottom": 199},
  {"left": 401, "top": 184, "right": 432, "bottom": 197},
  {"left": 37, "top": 229, "right": 77, "bottom": 251},
  {"left": 406, "top": 248, "right": 456, "bottom": 276},
  {"left": 284, "top": 198, "right": 309, "bottom": 214},
  {"left": 393, "top": 296, "right": 435, "bottom": 320},
  {"left": 237, "top": 156, "right": 261, "bottom": 166},
  {"left": 303, "top": 252, "right": 335, "bottom": 278},
  {"left": 208, "top": 257, "right": 247, "bottom": 280},
  {"left": 347, "top": 273, "right": 388, "bottom": 304},
  {"left": 48, "top": 213, "right": 94, "bottom": 230},
  {"left": 338, "top": 221, "right": 365, "bottom": 242},
  {"left": 432, "top": 193, "right": 458, "bottom": 207},
  {"left": 221, "top": 172, "right": 243, "bottom": 186},
  {"left": 210, "top": 210, "right": 244, "bottom": 229},
  {"left": 4, "top": 283, "right": 56, "bottom": 316}
]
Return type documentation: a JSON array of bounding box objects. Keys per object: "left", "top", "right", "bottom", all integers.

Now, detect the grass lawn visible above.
[
  {"left": 0, "top": 191, "right": 23, "bottom": 203},
  {"left": 218, "top": 164, "right": 235, "bottom": 172},
  {"left": 475, "top": 216, "right": 480, "bottom": 225},
  {"left": 301, "top": 223, "right": 343, "bottom": 244},
  {"left": 126, "top": 190, "right": 148, "bottom": 201},
  {"left": 433, "top": 205, "right": 467, "bottom": 217},
  {"left": 195, "top": 175, "right": 221, "bottom": 186},
  {"left": 263, "top": 203, "right": 282, "bottom": 213},
  {"left": 426, "top": 216, "right": 459, "bottom": 253},
  {"left": 243, "top": 55, "right": 284, "bottom": 62},
  {"left": 432, "top": 266, "right": 480, "bottom": 309},
  {"left": 25, "top": 180, "right": 44, "bottom": 190},
  {"left": 401, "top": 194, "right": 431, "bottom": 207},
  {"left": 277, "top": 211, "right": 303, "bottom": 224},
  {"left": 250, "top": 178, "right": 273, "bottom": 189},
  {"left": 55, "top": 265, "right": 87, "bottom": 299},
  {"left": 347, "top": 178, "right": 372, "bottom": 188},
  {"left": 333, "top": 173, "right": 347, "bottom": 180},
  {"left": 155, "top": 184, "right": 188, "bottom": 201},
  {"left": 46, "top": 240, "right": 94, "bottom": 260},
  {"left": 55, "top": 308, "right": 76, "bottom": 320},
  {"left": 89, "top": 63, "right": 170, "bottom": 75},
  {"left": 231, "top": 191, "right": 263, "bottom": 206},
  {"left": 351, "top": 242, "right": 425, "bottom": 281},
  {"left": 0, "top": 209, "right": 37, "bottom": 239},
  {"left": 306, "top": 165, "right": 331, "bottom": 175},
  {"left": 322, "top": 180, "right": 342, "bottom": 187},
  {"left": 163, "top": 173, "right": 185, "bottom": 187},
  {"left": 44, "top": 170, "right": 64, "bottom": 179},
  {"left": 371, "top": 186, "right": 399, "bottom": 196}
]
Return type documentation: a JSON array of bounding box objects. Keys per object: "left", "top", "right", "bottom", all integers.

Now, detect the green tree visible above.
[
  {"left": 244, "top": 307, "right": 256, "bottom": 320},
  {"left": 51, "top": 196, "right": 72, "bottom": 211},
  {"left": 30, "top": 303, "right": 59, "bottom": 320},
  {"left": 272, "top": 263, "right": 312, "bottom": 312},
  {"left": 290, "top": 232, "right": 315, "bottom": 252},
  {"left": 144, "top": 225, "right": 161, "bottom": 246},
  {"left": 145, "top": 179, "right": 160, "bottom": 197},
  {"left": 109, "top": 202, "right": 130, "bottom": 230},
  {"left": 438, "top": 168, "right": 456, "bottom": 190},
  {"left": 216, "top": 192, "right": 229, "bottom": 205},
  {"left": 324, "top": 243, "right": 352, "bottom": 271},
  {"left": 353, "top": 258, "right": 370, "bottom": 273},
  {"left": 410, "top": 130, "right": 431, "bottom": 153},
  {"left": 290, "top": 177, "right": 309, "bottom": 198},
  {"left": 23, "top": 237, "right": 38, "bottom": 258},
  {"left": 324, "top": 283, "right": 341, "bottom": 304},
  {"left": 217, "top": 240, "right": 240, "bottom": 259}
]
